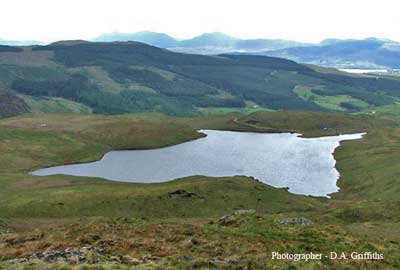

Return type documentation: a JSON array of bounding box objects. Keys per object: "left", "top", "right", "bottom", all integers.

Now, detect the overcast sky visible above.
[{"left": 1, "top": 0, "right": 399, "bottom": 43}]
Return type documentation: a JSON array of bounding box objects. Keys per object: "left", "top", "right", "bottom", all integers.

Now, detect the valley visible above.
[
  {"left": 1, "top": 1, "right": 400, "bottom": 269},
  {"left": 1, "top": 38, "right": 400, "bottom": 270},
  {"left": 0, "top": 111, "right": 399, "bottom": 269}
]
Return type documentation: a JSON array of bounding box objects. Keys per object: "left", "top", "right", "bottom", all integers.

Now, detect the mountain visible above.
[
  {"left": 6, "top": 33, "right": 400, "bottom": 69},
  {"left": 262, "top": 38, "right": 400, "bottom": 69},
  {"left": 234, "top": 39, "right": 307, "bottom": 52},
  {"left": 1, "top": 41, "right": 400, "bottom": 118},
  {"left": 179, "top": 32, "right": 239, "bottom": 47},
  {"left": 0, "top": 38, "right": 44, "bottom": 46},
  {"left": 94, "top": 31, "right": 309, "bottom": 54},
  {"left": 93, "top": 33, "right": 400, "bottom": 68},
  {"left": 93, "top": 31, "right": 179, "bottom": 47}
]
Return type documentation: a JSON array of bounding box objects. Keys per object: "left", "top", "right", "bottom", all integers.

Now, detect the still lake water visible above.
[
  {"left": 339, "top": 69, "right": 388, "bottom": 74},
  {"left": 32, "top": 130, "right": 365, "bottom": 197}
]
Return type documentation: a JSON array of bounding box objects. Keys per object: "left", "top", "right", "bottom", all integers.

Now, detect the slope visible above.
[{"left": 1, "top": 41, "right": 400, "bottom": 117}]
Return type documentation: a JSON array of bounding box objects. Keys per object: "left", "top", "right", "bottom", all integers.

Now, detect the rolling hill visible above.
[
  {"left": 1, "top": 111, "right": 400, "bottom": 269},
  {"left": 1, "top": 41, "right": 400, "bottom": 118},
  {"left": 94, "top": 31, "right": 179, "bottom": 47}
]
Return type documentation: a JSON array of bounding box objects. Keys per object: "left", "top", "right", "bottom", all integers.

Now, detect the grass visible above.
[
  {"left": 0, "top": 111, "right": 399, "bottom": 269},
  {"left": 362, "top": 103, "right": 400, "bottom": 115},
  {"left": 71, "top": 66, "right": 125, "bottom": 93},
  {"left": 0, "top": 175, "right": 324, "bottom": 218},
  {"left": 197, "top": 106, "right": 273, "bottom": 115},
  {"left": 294, "top": 85, "right": 370, "bottom": 111},
  {"left": 20, "top": 95, "right": 93, "bottom": 114},
  {"left": 2, "top": 215, "right": 399, "bottom": 270}
]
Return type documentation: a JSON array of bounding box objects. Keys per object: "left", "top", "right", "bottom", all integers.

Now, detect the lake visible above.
[
  {"left": 339, "top": 69, "right": 388, "bottom": 74},
  {"left": 32, "top": 130, "right": 365, "bottom": 197}
]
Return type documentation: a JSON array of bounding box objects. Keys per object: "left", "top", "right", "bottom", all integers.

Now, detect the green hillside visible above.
[
  {"left": 1, "top": 42, "right": 400, "bottom": 117},
  {"left": 0, "top": 111, "right": 399, "bottom": 269}
]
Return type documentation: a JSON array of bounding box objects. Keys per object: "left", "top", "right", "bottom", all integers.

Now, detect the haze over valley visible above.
[
  {"left": 4, "top": 31, "right": 400, "bottom": 69},
  {"left": 93, "top": 32, "right": 400, "bottom": 69}
]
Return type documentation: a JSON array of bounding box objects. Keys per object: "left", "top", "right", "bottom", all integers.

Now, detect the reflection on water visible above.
[{"left": 32, "top": 130, "right": 365, "bottom": 197}]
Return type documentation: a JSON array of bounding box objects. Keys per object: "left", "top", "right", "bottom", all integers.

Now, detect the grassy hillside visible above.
[
  {"left": 20, "top": 95, "right": 92, "bottom": 114},
  {"left": 1, "top": 42, "right": 400, "bottom": 117},
  {"left": 0, "top": 111, "right": 399, "bottom": 269}
]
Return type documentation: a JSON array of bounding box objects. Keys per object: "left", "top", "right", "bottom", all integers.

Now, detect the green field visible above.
[
  {"left": 197, "top": 105, "right": 273, "bottom": 115},
  {"left": 361, "top": 103, "right": 400, "bottom": 116},
  {"left": 20, "top": 95, "right": 93, "bottom": 114},
  {"left": 294, "top": 85, "right": 371, "bottom": 111},
  {"left": 0, "top": 111, "right": 399, "bottom": 269}
]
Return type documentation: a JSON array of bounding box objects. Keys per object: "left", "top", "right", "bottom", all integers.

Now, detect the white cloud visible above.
[{"left": 1, "top": 0, "right": 399, "bottom": 42}]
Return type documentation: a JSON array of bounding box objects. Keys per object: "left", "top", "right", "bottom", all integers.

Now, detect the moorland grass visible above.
[{"left": 0, "top": 111, "right": 399, "bottom": 269}]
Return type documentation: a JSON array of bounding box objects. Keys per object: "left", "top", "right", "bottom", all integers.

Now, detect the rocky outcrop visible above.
[
  {"left": 217, "top": 209, "right": 256, "bottom": 226},
  {"left": 168, "top": 189, "right": 203, "bottom": 199},
  {"left": 279, "top": 217, "right": 311, "bottom": 225},
  {"left": 5, "top": 247, "right": 165, "bottom": 266},
  {"left": 6, "top": 246, "right": 105, "bottom": 265}
]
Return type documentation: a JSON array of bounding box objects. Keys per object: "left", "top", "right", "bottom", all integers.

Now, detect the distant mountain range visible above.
[
  {"left": 261, "top": 38, "right": 400, "bottom": 69},
  {"left": 93, "top": 31, "right": 309, "bottom": 54},
  {"left": 94, "top": 32, "right": 400, "bottom": 69},
  {"left": 3, "top": 32, "right": 400, "bottom": 69},
  {"left": 0, "top": 38, "right": 44, "bottom": 46}
]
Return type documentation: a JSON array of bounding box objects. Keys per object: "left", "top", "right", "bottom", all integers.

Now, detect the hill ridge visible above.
[{"left": 1, "top": 41, "right": 400, "bottom": 117}]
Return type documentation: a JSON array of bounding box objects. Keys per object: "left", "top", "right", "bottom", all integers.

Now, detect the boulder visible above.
[
  {"left": 217, "top": 209, "right": 256, "bottom": 226},
  {"left": 280, "top": 217, "right": 311, "bottom": 225},
  {"left": 168, "top": 189, "right": 198, "bottom": 198},
  {"left": 234, "top": 209, "right": 256, "bottom": 215},
  {"left": 121, "top": 255, "right": 142, "bottom": 265},
  {"left": 217, "top": 214, "right": 238, "bottom": 226}
]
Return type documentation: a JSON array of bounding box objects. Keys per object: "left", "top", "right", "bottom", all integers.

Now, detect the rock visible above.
[
  {"left": 217, "top": 214, "right": 237, "bottom": 226},
  {"left": 67, "top": 255, "right": 85, "bottom": 264},
  {"left": 168, "top": 189, "right": 198, "bottom": 198},
  {"left": 110, "top": 255, "right": 121, "bottom": 263},
  {"left": 217, "top": 209, "right": 256, "bottom": 226},
  {"left": 42, "top": 251, "right": 57, "bottom": 261},
  {"left": 121, "top": 255, "right": 142, "bottom": 265},
  {"left": 234, "top": 209, "right": 256, "bottom": 215},
  {"left": 141, "top": 255, "right": 162, "bottom": 262},
  {"left": 280, "top": 217, "right": 311, "bottom": 225},
  {"left": 181, "top": 237, "right": 199, "bottom": 248},
  {"left": 7, "top": 258, "right": 28, "bottom": 264},
  {"left": 6, "top": 246, "right": 107, "bottom": 265}
]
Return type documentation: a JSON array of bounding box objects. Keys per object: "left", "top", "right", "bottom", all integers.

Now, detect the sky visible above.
[{"left": 1, "top": 0, "right": 399, "bottom": 43}]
